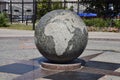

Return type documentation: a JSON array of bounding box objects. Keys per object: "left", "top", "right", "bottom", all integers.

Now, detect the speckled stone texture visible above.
[{"left": 35, "top": 9, "right": 88, "bottom": 63}]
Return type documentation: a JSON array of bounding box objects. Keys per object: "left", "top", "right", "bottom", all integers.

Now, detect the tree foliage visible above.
[
  {"left": 37, "top": 0, "right": 64, "bottom": 18},
  {"left": 0, "top": 13, "right": 9, "bottom": 27},
  {"left": 82, "top": 0, "right": 120, "bottom": 17}
]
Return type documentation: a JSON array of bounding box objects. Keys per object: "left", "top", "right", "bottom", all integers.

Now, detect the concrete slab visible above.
[
  {"left": 89, "top": 32, "right": 120, "bottom": 40},
  {"left": 86, "top": 40, "right": 120, "bottom": 52},
  {"left": 35, "top": 78, "right": 52, "bottom": 80},
  {"left": 0, "top": 29, "right": 34, "bottom": 37},
  {"left": 0, "top": 72, "right": 20, "bottom": 80},
  {"left": 0, "top": 49, "right": 40, "bottom": 60},
  {"left": 80, "top": 50, "right": 103, "bottom": 58},
  {"left": 91, "top": 52, "right": 120, "bottom": 64},
  {"left": 0, "top": 30, "right": 120, "bottom": 80},
  {"left": 99, "top": 68, "right": 120, "bottom": 80}
]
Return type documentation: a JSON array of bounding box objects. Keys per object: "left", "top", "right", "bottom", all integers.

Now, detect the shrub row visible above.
[
  {"left": 0, "top": 13, "right": 9, "bottom": 27},
  {"left": 114, "top": 20, "right": 120, "bottom": 28},
  {"left": 83, "top": 18, "right": 120, "bottom": 28}
]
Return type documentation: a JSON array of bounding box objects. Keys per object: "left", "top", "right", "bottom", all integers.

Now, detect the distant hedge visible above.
[
  {"left": 0, "top": 13, "right": 9, "bottom": 27},
  {"left": 114, "top": 20, "right": 120, "bottom": 28},
  {"left": 83, "top": 18, "right": 109, "bottom": 27},
  {"left": 83, "top": 18, "right": 120, "bottom": 28}
]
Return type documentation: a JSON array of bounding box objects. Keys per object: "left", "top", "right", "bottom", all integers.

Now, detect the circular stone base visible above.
[{"left": 41, "top": 62, "right": 81, "bottom": 71}]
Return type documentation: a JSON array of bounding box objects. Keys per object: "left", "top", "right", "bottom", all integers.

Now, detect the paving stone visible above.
[
  {"left": 0, "top": 49, "right": 40, "bottom": 60},
  {"left": 98, "top": 68, "right": 120, "bottom": 80},
  {"left": 0, "top": 30, "right": 120, "bottom": 80},
  {"left": 80, "top": 50, "right": 102, "bottom": 58},
  {"left": 91, "top": 52, "right": 120, "bottom": 64},
  {"left": 0, "top": 58, "right": 20, "bottom": 67},
  {"left": 0, "top": 72, "right": 20, "bottom": 80},
  {"left": 35, "top": 78, "right": 52, "bottom": 80},
  {"left": 86, "top": 40, "right": 120, "bottom": 52}
]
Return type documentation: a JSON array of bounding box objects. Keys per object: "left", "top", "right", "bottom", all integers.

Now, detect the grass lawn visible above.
[
  {"left": 0, "top": 23, "right": 33, "bottom": 30},
  {"left": 1, "top": 23, "right": 119, "bottom": 32}
]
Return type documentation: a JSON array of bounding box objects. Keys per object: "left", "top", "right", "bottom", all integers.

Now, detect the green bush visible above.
[
  {"left": 83, "top": 18, "right": 110, "bottom": 27},
  {"left": 0, "top": 13, "right": 9, "bottom": 27},
  {"left": 37, "top": 0, "right": 64, "bottom": 18},
  {"left": 93, "top": 18, "right": 109, "bottom": 27},
  {"left": 114, "top": 20, "right": 120, "bottom": 28},
  {"left": 83, "top": 18, "right": 94, "bottom": 26}
]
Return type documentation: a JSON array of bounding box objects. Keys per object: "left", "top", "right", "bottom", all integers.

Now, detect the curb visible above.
[{"left": 89, "top": 38, "right": 120, "bottom": 41}]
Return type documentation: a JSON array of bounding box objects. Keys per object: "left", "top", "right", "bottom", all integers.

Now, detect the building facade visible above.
[
  {"left": 52, "top": 0, "right": 86, "bottom": 13},
  {"left": 0, "top": 0, "right": 9, "bottom": 13},
  {"left": 10, "top": 0, "right": 33, "bottom": 16}
]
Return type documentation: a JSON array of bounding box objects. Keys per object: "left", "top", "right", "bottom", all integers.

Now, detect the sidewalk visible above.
[
  {"left": 0, "top": 29, "right": 120, "bottom": 40},
  {"left": 0, "top": 29, "right": 34, "bottom": 37},
  {"left": 89, "top": 32, "right": 120, "bottom": 40},
  {"left": 0, "top": 29, "right": 120, "bottom": 80}
]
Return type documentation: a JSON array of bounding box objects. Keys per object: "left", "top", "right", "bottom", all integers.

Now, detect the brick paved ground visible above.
[{"left": 0, "top": 29, "right": 120, "bottom": 80}]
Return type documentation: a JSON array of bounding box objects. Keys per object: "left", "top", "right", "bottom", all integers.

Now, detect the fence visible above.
[{"left": 0, "top": 0, "right": 87, "bottom": 30}]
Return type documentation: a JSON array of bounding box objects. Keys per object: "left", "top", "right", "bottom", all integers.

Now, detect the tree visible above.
[
  {"left": 37, "top": 0, "right": 64, "bottom": 18},
  {"left": 37, "top": 0, "right": 49, "bottom": 18},
  {"left": 81, "top": 0, "right": 120, "bottom": 17}
]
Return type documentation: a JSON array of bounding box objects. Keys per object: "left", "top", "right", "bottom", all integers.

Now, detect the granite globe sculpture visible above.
[{"left": 35, "top": 10, "right": 88, "bottom": 63}]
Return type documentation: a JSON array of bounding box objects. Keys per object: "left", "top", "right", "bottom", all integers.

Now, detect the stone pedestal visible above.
[{"left": 41, "top": 62, "right": 81, "bottom": 71}]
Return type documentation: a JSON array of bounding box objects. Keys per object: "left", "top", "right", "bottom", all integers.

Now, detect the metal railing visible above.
[{"left": 0, "top": 0, "right": 86, "bottom": 30}]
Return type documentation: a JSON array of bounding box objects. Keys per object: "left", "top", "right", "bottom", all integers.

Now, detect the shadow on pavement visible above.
[
  {"left": 44, "top": 71, "right": 104, "bottom": 80},
  {"left": 0, "top": 52, "right": 120, "bottom": 80},
  {"left": 86, "top": 61, "right": 120, "bottom": 71},
  {"left": 0, "top": 63, "right": 39, "bottom": 74}
]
